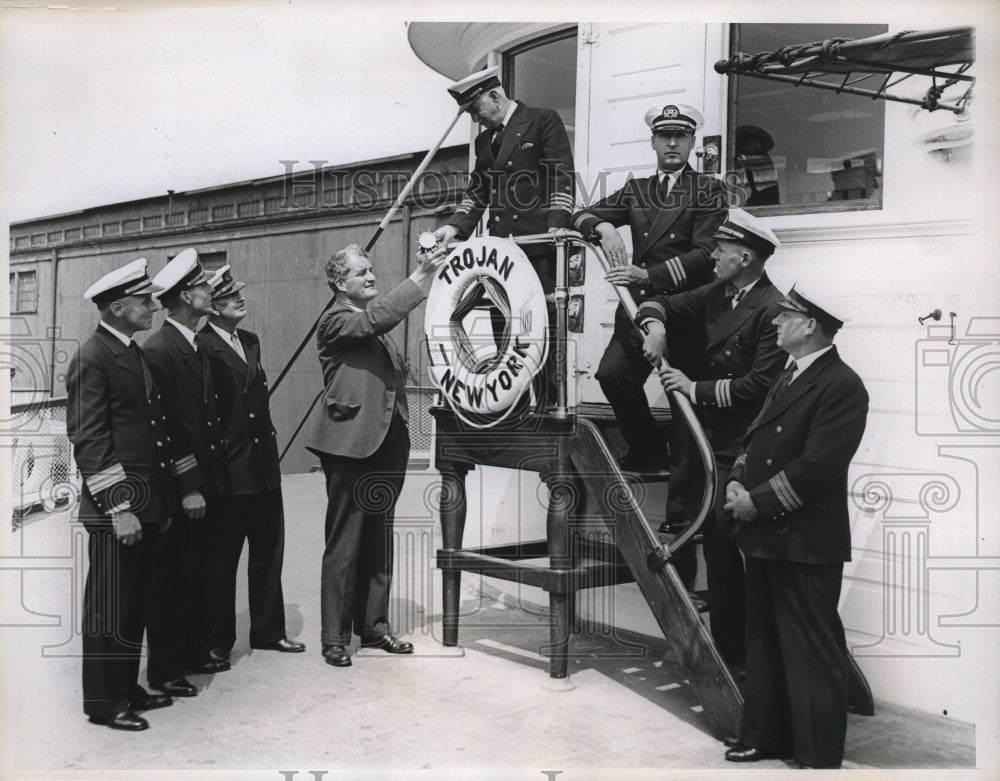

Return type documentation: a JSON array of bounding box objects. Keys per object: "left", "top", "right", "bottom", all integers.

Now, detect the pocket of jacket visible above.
[{"left": 325, "top": 399, "right": 361, "bottom": 421}]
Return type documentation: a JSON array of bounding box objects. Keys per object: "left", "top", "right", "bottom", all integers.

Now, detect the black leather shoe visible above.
[
  {"left": 361, "top": 633, "right": 413, "bottom": 654},
  {"left": 150, "top": 677, "right": 198, "bottom": 697},
  {"left": 323, "top": 644, "right": 352, "bottom": 667},
  {"left": 188, "top": 649, "right": 231, "bottom": 674},
  {"left": 618, "top": 455, "right": 666, "bottom": 473},
  {"left": 725, "top": 744, "right": 785, "bottom": 762},
  {"left": 89, "top": 709, "right": 149, "bottom": 731},
  {"left": 130, "top": 687, "right": 173, "bottom": 712},
  {"left": 252, "top": 637, "right": 306, "bottom": 653},
  {"left": 657, "top": 520, "right": 691, "bottom": 536}
]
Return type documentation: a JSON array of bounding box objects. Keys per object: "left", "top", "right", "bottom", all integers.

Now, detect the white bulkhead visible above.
[{"left": 409, "top": 22, "right": 994, "bottom": 720}]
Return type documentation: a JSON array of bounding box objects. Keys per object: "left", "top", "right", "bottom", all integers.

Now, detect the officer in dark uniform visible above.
[
  {"left": 197, "top": 265, "right": 305, "bottom": 656},
  {"left": 637, "top": 208, "right": 787, "bottom": 669},
  {"left": 66, "top": 258, "right": 177, "bottom": 730},
  {"left": 723, "top": 284, "right": 869, "bottom": 768},
  {"left": 145, "top": 249, "right": 231, "bottom": 693},
  {"left": 434, "top": 66, "right": 575, "bottom": 295},
  {"left": 573, "top": 103, "right": 728, "bottom": 477}
]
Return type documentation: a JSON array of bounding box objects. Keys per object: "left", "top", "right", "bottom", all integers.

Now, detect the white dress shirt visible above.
[
  {"left": 165, "top": 316, "right": 199, "bottom": 350},
  {"left": 787, "top": 345, "right": 834, "bottom": 384},
  {"left": 98, "top": 320, "right": 133, "bottom": 347},
  {"left": 209, "top": 321, "right": 246, "bottom": 362}
]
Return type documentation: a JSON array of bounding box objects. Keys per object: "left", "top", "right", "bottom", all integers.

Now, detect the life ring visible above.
[{"left": 424, "top": 236, "right": 548, "bottom": 427}]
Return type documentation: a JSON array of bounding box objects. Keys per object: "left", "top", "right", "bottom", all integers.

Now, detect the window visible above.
[
  {"left": 10, "top": 269, "right": 38, "bottom": 313},
  {"left": 198, "top": 251, "right": 228, "bottom": 273},
  {"left": 503, "top": 28, "right": 578, "bottom": 150},
  {"left": 727, "top": 23, "right": 887, "bottom": 214}
]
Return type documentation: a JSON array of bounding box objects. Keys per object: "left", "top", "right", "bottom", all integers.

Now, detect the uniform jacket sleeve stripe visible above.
[
  {"left": 85, "top": 463, "right": 127, "bottom": 493},
  {"left": 550, "top": 193, "right": 575, "bottom": 211},
  {"left": 172, "top": 454, "right": 198, "bottom": 476},
  {"left": 770, "top": 470, "right": 804, "bottom": 511},
  {"left": 715, "top": 379, "right": 733, "bottom": 408},
  {"left": 637, "top": 300, "right": 667, "bottom": 321},
  {"left": 666, "top": 257, "right": 686, "bottom": 288}
]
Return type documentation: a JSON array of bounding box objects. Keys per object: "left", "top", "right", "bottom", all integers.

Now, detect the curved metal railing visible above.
[{"left": 506, "top": 229, "right": 718, "bottom": 565}]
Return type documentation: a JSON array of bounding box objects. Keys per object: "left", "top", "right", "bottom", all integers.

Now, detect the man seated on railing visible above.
[
  {"left": 572, "top": 103, "right": 727, "bottom": 493},
  {"left": 636, "top": 208, "right": 787, "bottom": 673}
]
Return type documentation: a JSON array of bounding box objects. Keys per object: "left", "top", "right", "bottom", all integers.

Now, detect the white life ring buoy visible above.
[{"left": 424, "top": 236, "right": 548, "bottom": 427}]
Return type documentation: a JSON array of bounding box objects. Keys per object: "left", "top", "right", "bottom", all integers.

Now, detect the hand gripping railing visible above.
[{"left": 509, "top": 229, "right": 718, "bottom": 569}]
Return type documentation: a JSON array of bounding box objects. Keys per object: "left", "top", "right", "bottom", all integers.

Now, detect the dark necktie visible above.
[
  {"left": 770, "top": 360, "right": 798, "bottom": 402},
  {"left": 752, "top": 360, "right": 798, "bottom": 425},
  {"left": 491, "top": 123, "right": 505, "bottom": 157},
  {"left": 129, "top": 341, "right": 153, "bottom": 399},
  {"left": 658, "top": 174, "right": 672, "bottom": 204},
  {"left": 732, "top": 288, "right": 746, "bottom": 309},
  {"left": 195, "top": 342, "right": 211, "bottom": 403}
]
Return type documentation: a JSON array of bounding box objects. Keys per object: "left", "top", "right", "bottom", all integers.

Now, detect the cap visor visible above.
[
  {"left": 711, "top": 225, "right": 746, "bottom": 242},
  {"left": 129, "top": 280, "right": 162, "bottom": 296},
  {"left": 457, "top": 92, "right": 483, "bottom": 112},
  {"left": 775, "top": 298, "right": 809, "bottom": 315},
  {"left": 212, "top": 281, "right": 246, "bottom": 299},
  {"left": 188, "top": 269, "right": 210, "bottom": 287}
]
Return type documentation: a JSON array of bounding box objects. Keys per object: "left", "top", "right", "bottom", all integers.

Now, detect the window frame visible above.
[
  {"left": 726, "top": 23, "right": 886, "bottom": 217},
  {"left": 501, "top": 26, "right": 578, "bottom": 96},
  {"left": 10, "top": 268, "right": 39, "bottom": 314},
  {"left": 197, "top": 251, "right": 229, "bottom": 274}
]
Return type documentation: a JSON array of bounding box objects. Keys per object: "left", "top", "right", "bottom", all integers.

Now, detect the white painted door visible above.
[{"left": 569, "top": 22, "right": 727, "bottom": 406}]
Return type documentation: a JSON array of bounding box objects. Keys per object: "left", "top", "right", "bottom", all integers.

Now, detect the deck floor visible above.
[{"left": 1, "top": 471, "right": 978, "bottom": 779}]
